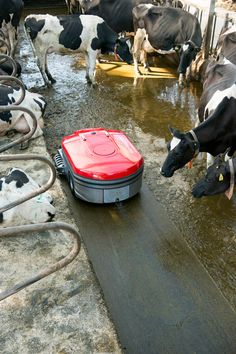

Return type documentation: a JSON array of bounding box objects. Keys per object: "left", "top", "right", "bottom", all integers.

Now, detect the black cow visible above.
[
  {"left": 76, "top": 0, "right": 183, "bottom": 33},
  {"left": 79, "top": 0, "right": 154, "bottom": 33},
  {"left": 192, "top": 156, "right": 235, "bottom": 199},
  {"left": 0, "top": 0, "right": 24, "bottom": 56},
  {"left": 24, "top": 14, "right": 133, "bottom": 86},
  {"left": 132, "top": 5, "right": 202, "bottom": 85},
  {"left": 160, "top": 59, "right": 236, "bottom": 177}
]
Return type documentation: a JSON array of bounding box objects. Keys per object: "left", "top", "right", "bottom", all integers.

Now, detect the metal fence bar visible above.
[
  {"left": 0, "top": 54, "right": 18, "bottom": 76},
  {"left": 0, "top": 75, "right": 26, "bottom": 105},
  {"left": 0, "top": 154, "right": 56, "bottom": 213},
  {"left": 0, "top": 106, "right": 37, "bottom": 152},
  {"left": 0, "top": 221, "right": 81, "bottom": 301}
]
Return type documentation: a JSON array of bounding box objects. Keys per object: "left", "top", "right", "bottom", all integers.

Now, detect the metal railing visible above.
[
  {"left": 0, "top": 222, "right": 81, "bottom": 301},
  {"left": 0, "top": 63, "right": 81, "bottom": 301}
]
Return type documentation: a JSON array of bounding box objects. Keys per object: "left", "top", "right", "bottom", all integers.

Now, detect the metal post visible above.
[{"left": 202, "top": 0, "right": 216, "bottom": 59}]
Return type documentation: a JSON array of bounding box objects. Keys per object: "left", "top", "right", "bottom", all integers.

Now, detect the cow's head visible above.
[
  {"left": 114, "top": 38, "right": 133, "bottom": 64},
  {"left": 161, "top": 127, "right": 199, "bottom": 177},
  {"left": 178, "top": 41, "right": 200, "bottom": 75},
  {"left": 0, "top": 168, "right": 56, "bottom": 227},
  {"left": 192, "top": 156, "right": 235, "bottom": 198}
]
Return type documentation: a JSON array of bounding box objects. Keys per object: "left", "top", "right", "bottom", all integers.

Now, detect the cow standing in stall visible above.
[
  {"left": 160, "top": 58, "right": 236, "bottom": 178},
  {"left": 24, "top": 14, "right": 133, "bottom": 86},
  {"left": 0, "top": 0, "right": 24, "bottom": 56},
  {"left": 132, "top": 5, "right": 202, "bottom": 85},
  {"left": 0, "top": 168, "right": 55, "bottom": 227}
]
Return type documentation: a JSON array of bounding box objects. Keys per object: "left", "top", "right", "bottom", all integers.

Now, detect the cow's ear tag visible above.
[{"left": 219, "top": 174, "right": 224, "bottom": 181}]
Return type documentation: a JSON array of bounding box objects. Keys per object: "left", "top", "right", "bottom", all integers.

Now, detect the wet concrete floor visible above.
[{"left": 20, "top": 5, "right": 236, "bottom": 318}]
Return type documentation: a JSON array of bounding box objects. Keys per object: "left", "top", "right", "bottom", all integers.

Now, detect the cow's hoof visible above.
[
  {"left": 178, "top": 80, "right": 185, "bottom": 88},
  {"left": 50, "top": 77, "right": 57, "bottom": 84}
]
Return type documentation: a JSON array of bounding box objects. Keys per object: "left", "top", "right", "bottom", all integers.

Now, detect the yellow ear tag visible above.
[{"left": 219, "top": 174, "right": 224, "bottom": 181}]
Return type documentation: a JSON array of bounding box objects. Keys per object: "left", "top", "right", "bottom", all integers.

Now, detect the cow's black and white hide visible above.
[
  {"left": 192, "top": 156, "right": 236, "bottom": 199},
  {"left": 0, "top": 0, "right": 24, "bottom": 56},
  {"left": 160, "top": 58, "right": 236, "bottom": 178},
  {"left": 0, "top": 85, "right": 47, "bottom": 139},
  {"left": 0, "top": 168, "right": 56, "bottom": 227},
  {"left": 24, "top": 14, "right": 133, "bottom": 86},
  {"left": 132, "top": 5, "right": 202, "bottom": 85}
]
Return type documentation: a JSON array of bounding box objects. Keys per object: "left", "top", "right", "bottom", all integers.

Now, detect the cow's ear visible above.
[{"left": 169, "top": 126, "right": 184, "bottom": 139}]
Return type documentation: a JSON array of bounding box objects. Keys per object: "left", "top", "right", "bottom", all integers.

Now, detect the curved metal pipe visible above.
[
  {"left": 0, "top": 75, "right": 26, "bottom": 105},
  {"left": 0, "top": 221, "right": 81, "bottom": 301},
  {"left": 0, "top": 154, "right": 56, "bottom": 213},
  {"left": 0, "top": 54, "right": 17, "bottom": 76},
  {"left": 0, "top": 106, "right": 37, "bottom": 152}
]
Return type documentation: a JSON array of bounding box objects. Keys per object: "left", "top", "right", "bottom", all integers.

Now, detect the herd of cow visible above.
[{"left": 0, "top": 0, "right": 235, "bottom": 227}]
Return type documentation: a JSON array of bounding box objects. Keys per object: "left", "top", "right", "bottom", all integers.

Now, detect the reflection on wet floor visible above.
[{"left": 18, "top": 12, "right": 236, "bottom": 310}]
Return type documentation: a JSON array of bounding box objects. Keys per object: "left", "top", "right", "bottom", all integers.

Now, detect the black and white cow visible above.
[
  {"left": 24, "top": 14, "right": 133, "bottom": 86},
  {"left": 132, "top": 5, "right": 202, "bottom": 85},
  {"left": 192, "top": 156, "right": 235, "bottom": 199},
  {"left": 75, "top": 0, "right": 183, "bottom": 33},
  {"left": 0, "top": 168, "right": 56, "bottom": 227},
  {"left": 160, "top": 58, "right": 236, "bottom": 177},
  {"left": 0, "top": 0, "right": 24, "bottom": 56},
  {"left": 0, "top": 85, "right": 47, "bottom": 139}
]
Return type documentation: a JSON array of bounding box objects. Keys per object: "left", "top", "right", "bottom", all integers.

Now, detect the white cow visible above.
[{"left": 0, "top": 168, "right": 56, "bottom": 227}]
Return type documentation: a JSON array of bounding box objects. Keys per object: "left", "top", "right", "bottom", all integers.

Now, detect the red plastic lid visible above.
[{"left": 62, "top": 128, "right": 144, "bottom": 180}]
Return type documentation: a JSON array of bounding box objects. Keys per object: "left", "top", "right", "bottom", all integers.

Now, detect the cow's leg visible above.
[
  {"left": 140, "top": 50, "right": 151, "bottom": 72},
  {"left": 6, "top": 24, "right": 17, "bottom": 57},
  {"left": 85, "top": 50, "right": 98, "bottom": 86},
  {"left": 45, "top": 53, "right": 56, "bottom": 84},
  {"left": 31, "top": 42, "right": 52, "bottom": 87},
  {"left": 133, "top": 29, "right": 146, "bottom": 76},
  {"left": 178, "top": 73, "right": 185, "bottom": 86},
  {"left": 185, "top": 65, "right": 191, "bottom": 85}
]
